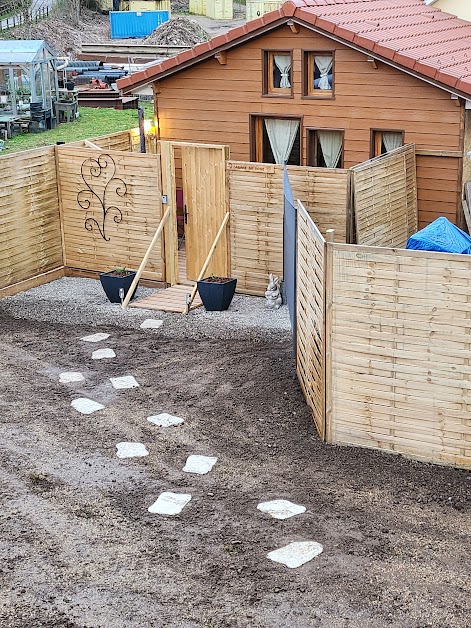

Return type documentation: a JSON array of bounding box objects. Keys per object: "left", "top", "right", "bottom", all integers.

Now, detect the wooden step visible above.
[{"left": 130, "top": 284, "right": 202, "bottom": 313}]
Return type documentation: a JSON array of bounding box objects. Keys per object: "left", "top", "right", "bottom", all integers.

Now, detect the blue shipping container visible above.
[{"left": 110, "top": 11, "right": 170, "bottom": 39}]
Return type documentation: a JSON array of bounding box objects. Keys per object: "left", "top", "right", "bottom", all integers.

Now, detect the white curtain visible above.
[
  {"left": 382, "top": 132, "right": 403, "bottom": 152},
  {"left": 315, "top": 55, "right": 333, "bottom": 90},
  {"left": 318, "top": 130, "right": 343, "bottom": 168},
  {"left": 265, "top": 118, "right": 299, "bottom": 165},
  {"left": 273, "top": 54, "right": 291, "bottom": 89}
]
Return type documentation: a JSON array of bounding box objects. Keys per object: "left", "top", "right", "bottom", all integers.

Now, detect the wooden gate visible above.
[{"left": 180, "top": 143, "right": 229, "bottom": 281}]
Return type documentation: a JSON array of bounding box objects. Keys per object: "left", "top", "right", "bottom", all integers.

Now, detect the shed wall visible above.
[{"left": 155, "top": 24, "right": 462, "bottom": 226}]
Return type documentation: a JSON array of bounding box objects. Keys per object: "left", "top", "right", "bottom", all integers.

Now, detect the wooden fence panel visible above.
[
  {"left": 57, "top": 146, "right": 164, "bottom": 280},
  {"left": 228, "top": 162, "right": 348, "bottom": 295},
  {"left": 69, "top": 131, "right": 132, "bottom": 152},
  {"left": 352, "top": 144, "right": 418, "bottom": 248},
  {"left": 0, "top": 147, "right": 63, "bottom": 293},
  {"left": 329, "top": 244, "right": 471, "bottom": 469},
  {"left": 296, "top": 202, "right": 326, "bottom": 440}
]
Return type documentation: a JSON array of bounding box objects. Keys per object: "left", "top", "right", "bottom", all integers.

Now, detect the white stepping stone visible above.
[
  {"left": 148, "top": 492, "right": 192, "bottom": 516},
  {"left": 267, "top": 541, "right": 323, "bottom": 569},
  {"left": 59, "top": 371, "right": 85, "bottom": 384},
  {"left": 110, "top": 375, "right": 139, "bottom": 390},
  {"left": 182, "top": 455, "right": 217, "bottom": 475},
  {"left": 92, "top": 348, "right": 116, "bottom": 360},
  {"left": 71, "top": 398, "right": 105, "bottom": 415},
  {"left": 81, "top": 333, "right": 110, "bottom": 343},
  {"left": 140, "top": 319, "right": 163, "bottom": 330},
  {"left": 147, "top": 413, "right": 184, "bottom": 427},
  {"left": 116, "top": 442, "right": 149, "bottom": 459},
  {"left": 257, "top": 499, "right": 306, "bottom": 520}
]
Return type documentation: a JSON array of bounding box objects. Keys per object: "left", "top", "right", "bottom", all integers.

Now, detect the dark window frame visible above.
[
  {"left": 250, "top": 113, "right": 303, "bottom": 165},
  {"left": 262, "top": 50, "right": 294, "bottom": 98},
  {"left": 307, "top": 127, "right": 345, "bottom": 168},
  {"left": 302, "top": 50, "right": 335, "bottom": 99}
]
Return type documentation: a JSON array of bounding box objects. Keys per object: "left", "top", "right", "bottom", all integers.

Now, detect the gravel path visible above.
[{"left": 0, "top": 277, "right": 291, "bottom": 341}]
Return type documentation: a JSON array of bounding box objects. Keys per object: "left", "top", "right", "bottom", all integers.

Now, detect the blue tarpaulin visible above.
[{"left": 406, "top": 217, "right": 471, "bottom": 254}]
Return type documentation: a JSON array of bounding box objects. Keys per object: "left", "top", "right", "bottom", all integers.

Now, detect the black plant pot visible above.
[
  {"left": 99, "top": 271, "right": 137, "bottom": 304},
  {"left": 197, "top": 277, "right": 237, "bottom": 311}
]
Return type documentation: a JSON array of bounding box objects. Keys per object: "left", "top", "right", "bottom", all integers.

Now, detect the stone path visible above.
[{"left": 61, "top": 320, "right": 324, "bottom": 569}]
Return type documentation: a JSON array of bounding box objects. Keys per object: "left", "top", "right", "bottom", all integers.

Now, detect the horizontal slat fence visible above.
[
  {"left": 0, "top": 147, "right": 63, "bottom": 294},
  {"left": 69, "top": 131, "right": 133, "bottom": 152},
  {"left": 352, "top": 144, "right": 417, "bottom": 247},
  {"left": 228, "top": 161, "right": 349, "bottom": 295},
  {"left": 57, "top": 146, "right": 165, "bottom": 280},
  {"left": 327, "top": 243, "right": 471, "bottom": 469},
  {"left": 296, "top": 201, "right": 326, "bottom": 439}
]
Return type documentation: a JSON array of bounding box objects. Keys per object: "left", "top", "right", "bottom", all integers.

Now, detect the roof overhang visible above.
[{"left": 120, "top": 13, "right": 471, "bottom": 102}]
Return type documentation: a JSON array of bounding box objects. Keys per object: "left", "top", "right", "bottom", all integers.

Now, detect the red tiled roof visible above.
[{"left": 117, "top": 0, "right": 471, "bottom": 98}]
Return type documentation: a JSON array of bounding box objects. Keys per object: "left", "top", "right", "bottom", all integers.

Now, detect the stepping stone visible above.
[
  {"left": 71, "top": 398, "right": 105, "bottom": 415},
  {"left": 59, "top": 371, "right": 85, "bottom": 384},
  {"left": 140, "top": 319, "right": 163, "bottom": 330},
  {"left": 116, "top": 442, "right": 149, "bottom": 458},
  {"left": 81, "top": 333, "right": 110, "bottom": 343},
  {"left": 257, "top": 499, "right": 306, "bottom": 520},
  {"left": 147, "top": 413, "right": 184, "bottom": 427},
  {"left": 182, "top": 455, "right": 217, "bottom": 475},
  {"left": 92, "top": 348, "right": 116, "bottom": 360},
  {"left": 267, "top": 541, "right": 323, "bottom": 569},
  {"left": 110, "top": 376, "right": 139, "bottom": 390},
  {"left": 148, "top": 492, "right": 192, "bottom": 516}
]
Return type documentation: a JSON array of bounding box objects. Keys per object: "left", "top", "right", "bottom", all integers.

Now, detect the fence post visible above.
[{"left": 324, "top": 229, "right": 334, "bottom": 444}]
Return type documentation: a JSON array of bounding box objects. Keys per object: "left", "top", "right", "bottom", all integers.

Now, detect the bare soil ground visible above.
[{"left": 0, "top": 297, "right": 470, "bottom": 627}]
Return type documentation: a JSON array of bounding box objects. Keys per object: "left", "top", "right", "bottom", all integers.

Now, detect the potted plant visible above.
[
  {"left": 99, "top": 267, "right": 137, "bottom": 304},
  {"left": 197, "top": 275, "right": 237, "bottom": 311}
]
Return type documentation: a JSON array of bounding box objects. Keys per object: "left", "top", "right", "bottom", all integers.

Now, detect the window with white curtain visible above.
[
  {"left": 372, "top": 130, "right": 404, "bottom": 157},
  {"left": 251, "top": 115, "right": 301, "bottom": 165},
  {"left": 304, "top": 52, "right": 334, "bottom": 96},
  {"left": 264, "top": 51, "right": 293, "bottom": 96},
  {"left": 308, "top": 129, "right": 344, "bottom": 168}
]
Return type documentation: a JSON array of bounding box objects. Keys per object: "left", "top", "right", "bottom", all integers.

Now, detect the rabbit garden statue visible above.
[{"left": 265, "top": 273, "right": 283, "bottom": 310}]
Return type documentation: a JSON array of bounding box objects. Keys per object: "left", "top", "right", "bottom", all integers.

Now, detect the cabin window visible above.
[
  {"left": 304, "top": 52, "right": 334, "bottom": 96},
  {"left": 263, "top": 51, "right": 293, "bottom": 96},
  {"left": 251, "top": 115, "right": 301, "bottom": 165},
  {"left": 308, "top": 129, "right": 344, "bottom": 168},
  {"left": 371, "top": 130, "right": 404, "bottom": 157}
]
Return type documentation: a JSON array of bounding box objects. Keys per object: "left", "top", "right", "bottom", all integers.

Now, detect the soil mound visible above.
[{"left": 143, "top": 16, "right": 210, "bottom": 47}]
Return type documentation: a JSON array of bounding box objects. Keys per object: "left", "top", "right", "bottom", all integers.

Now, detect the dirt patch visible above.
[{"left": 0, "top": 309, "right": 469, "bottom": 627}]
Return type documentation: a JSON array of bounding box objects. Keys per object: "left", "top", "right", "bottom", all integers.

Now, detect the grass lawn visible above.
[{"left": 2, "top": 102, "right": 154, "bottom": 154}]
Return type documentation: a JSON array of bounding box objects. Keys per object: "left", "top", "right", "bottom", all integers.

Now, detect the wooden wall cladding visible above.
[
  {"left": 228, "top": 161, "right": 348, "bottom": 295},
  {"left": 57, "top": 146, "right": 164, "bottom": 280},
  {"left": 0, "top": 147, "right": 63, "bottom": 291},
  {"left": 328, "top": 244, "right": 471, "bottom": 469},
  {"left": 296, "top": 202, "right": 326, "bottom": 440},
  {"left": 352, "top": 144, "right": 418, "bottom": 247}
]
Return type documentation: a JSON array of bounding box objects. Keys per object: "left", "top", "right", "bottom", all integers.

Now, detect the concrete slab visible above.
[
  {"left": 257, "top": 499, "right": 306, "bottom": 520},
  {"left": 267, "top": 541, "right": 323, "bottom": 569},
  {"left": 148, "top": 492, "right": 192, "bottom": 516},
  {"left": 147, "top": 413, "right": 185, "bottom": 427},
  {"left": 116, "top": 442, "right": 149, "bottom": 458},
  {"left": 182, "top": 455, "right": 217, "bottom": 475},
  {"left": 110, "top": 376, "right": 139, "bottom": 390},
  {"left": 80, "top": 333, "right": 110, "bottom": 342},
  {"left": 140, "top": 319, "right": 164, "bottom": 329},
  {"left": 92, "top": 348, "right": 116, "bottom": 360},
  {"left": 59, "top": 372, "right": 85, "bottom": 384},
  {"left": 71, "top": 398, "right": 105, "bottom": 415}
]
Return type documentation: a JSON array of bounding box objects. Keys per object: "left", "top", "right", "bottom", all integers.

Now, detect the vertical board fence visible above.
[
  {"left": 327, "top": 244, "right": 471, "bottom": 469},
  {"left": 352, "top": 144, "right": 418, "bottom": 247},
  {"left": 228, "top": 162, "right": 349, "bottom": 295},
  {"left": 0, "top": 147, "right": 63, "bottom": 296},
  {"left": 296, "top": 202, "right": 326, "bottom": 439},
  {"left": 57, "top": 145, "right": 165, "bottom": 281}
]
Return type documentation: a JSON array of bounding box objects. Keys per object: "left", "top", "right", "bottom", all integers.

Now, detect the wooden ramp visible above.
[{"left": 130, "top": 284, "right": 202, "bottom": 313}]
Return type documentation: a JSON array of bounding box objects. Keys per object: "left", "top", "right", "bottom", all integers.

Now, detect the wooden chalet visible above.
[{"left": 118, "top": 0, "right": 471, "bottom": 230}]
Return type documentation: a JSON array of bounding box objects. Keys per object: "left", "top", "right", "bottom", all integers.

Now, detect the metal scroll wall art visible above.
[{"left": 78, "top": 153, "right": 128, "bottom": 242}]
